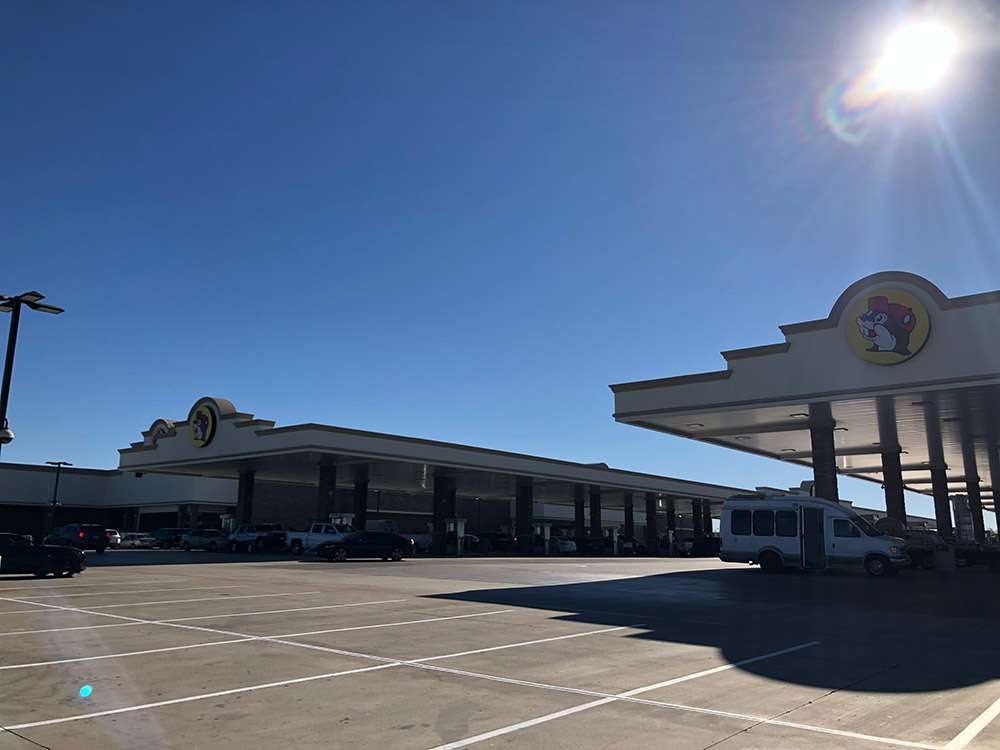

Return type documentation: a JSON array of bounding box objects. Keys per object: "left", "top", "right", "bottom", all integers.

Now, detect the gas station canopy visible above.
[{"left": 611, "top": 272, "right": 1000, "bottom": 541}]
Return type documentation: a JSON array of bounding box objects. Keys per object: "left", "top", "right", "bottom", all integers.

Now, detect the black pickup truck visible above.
[{"left": 0, "top": 532, "right": 87, "bottom": 578}]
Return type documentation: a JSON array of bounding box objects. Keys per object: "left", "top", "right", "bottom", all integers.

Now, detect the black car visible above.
[
  {"left": 0, "top": 532, "right": 86, "bottom": 578},
  {"left": 43, "top": 524, "right": 108, "bottom": 554},
  {"left": 151, "top": 528, "right": 186, "bottom": 549},
  {"left": 316, "top": 532, "right": 414, "bottom": 562}
]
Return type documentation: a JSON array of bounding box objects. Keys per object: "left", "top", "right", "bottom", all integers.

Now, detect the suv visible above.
[
  {"left": 44, "top": 524, "right": 108, "bottom": 554},
  {"left": 229, "top": 523, "right": 286, "bottom": 552}
]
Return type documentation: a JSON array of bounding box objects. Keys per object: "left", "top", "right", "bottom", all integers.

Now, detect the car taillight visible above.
[{"left": 78, "top": 532, "right": 86, "bottom": 539}]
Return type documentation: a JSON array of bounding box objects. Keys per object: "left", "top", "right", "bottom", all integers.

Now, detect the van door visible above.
[
  {"left": 801, "top": 507, "right": 826, "bottom": 569},
  {"left": 827, "top": 516, "right": 865, "bottom": 566}
]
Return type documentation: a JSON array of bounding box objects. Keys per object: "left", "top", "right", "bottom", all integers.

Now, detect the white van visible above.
[{"left": 719, "top": 494, "right": 908, "bottom": 577}]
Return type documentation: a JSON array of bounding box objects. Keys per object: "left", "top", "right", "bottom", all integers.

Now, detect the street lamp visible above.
[
  {"left": 0, "top": 291, "right": 64, "bottom": 458},
  {"left": 45, "top": 460, "right": 72, "bottom": 533}
]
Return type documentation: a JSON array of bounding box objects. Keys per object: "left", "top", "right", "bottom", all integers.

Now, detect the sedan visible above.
[
  {"left": 181, "top": 529, "right": 230, "bottom": 551},
  {"left": 120, "top": 532, "right": 155, "bottom": 549},
  {"left": 0, "top": 532, "right": 86, "bottom": 578},
  {"left": 106, "top": 529, "right": 122, "bottom": 549},
  {"left": 315, "top": 532, "right": 414, "bottom": 562}
]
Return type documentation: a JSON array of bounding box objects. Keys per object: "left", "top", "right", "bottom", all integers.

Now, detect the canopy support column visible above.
[{"left": 809, "top": 402, "right": 839, "bottom": 501}]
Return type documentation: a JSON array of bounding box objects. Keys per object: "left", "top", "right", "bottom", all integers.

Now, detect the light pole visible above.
[
  {"left": 45, "top": 460, "right": 72, "bottom": 533},
  {"left": 0, "top": 291, "right": 64, "bottom": 459}
]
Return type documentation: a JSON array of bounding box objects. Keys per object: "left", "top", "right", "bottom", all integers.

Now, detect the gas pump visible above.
[{"left": 446, "top": 518, "right": 466, "bottom": 555}]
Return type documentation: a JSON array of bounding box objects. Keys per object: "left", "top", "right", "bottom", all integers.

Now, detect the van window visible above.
[
  {"left": 753, "top": 510, "right": 775, "bottom": 536},
  {"left": 775, "top": 510, "right": 797, "bottom": 537},
  {"left": 731, "top": 510, "right": 751, "bottom": 535},
  {"left": 833, "top": 519, "right": 861, "bottom": 538}
]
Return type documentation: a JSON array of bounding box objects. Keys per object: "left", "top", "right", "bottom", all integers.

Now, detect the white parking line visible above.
[
  {"left": 946, "top": 693, "right": 1000, "bottom": 749},
  {"left": 160, "top": 598, "right": 409, "bottom": 623},
  {"left": 0, "top": 609, "right": 515, "bottom": 672},
  {"left": 0, "top": 595, "right": 933, "bottom": 749},
  {"left": 0, "top": 591, "right": 319, "bottom": 615},
  {"left": 427, "top": 642, "right": 822, "bottom": 750},
  {"left": 88, "top": 591, "right": 321, "bottom": 609},
  {"left": 0, "top": 578, "right": 189, "bottom": 592},
  {"left": 0, "top": 637, "right": 256, "bottom": 671},
  {"left": 18, "top": 585, "right": 247, "bottom": 600},
  {"left": 410, "top": 624, "right": 640, "bottom": 663},
  {"left": 0, "top": 663, "right": 398, "bottom": 732},
  {"left": 0, "top": 599, "right": 409, "bottom": 637}
]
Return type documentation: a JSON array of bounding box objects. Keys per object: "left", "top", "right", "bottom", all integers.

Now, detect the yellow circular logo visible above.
[
  {"left": 844, "top": 287, "right": 930, "bottom": 365},
  {"left": 188, "top": 404, "right": 217, "bottom": 447}
]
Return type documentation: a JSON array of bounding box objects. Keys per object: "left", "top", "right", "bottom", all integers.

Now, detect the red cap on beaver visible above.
[{"left": 868, "top": 296, "right": 916, "bottom": 333}]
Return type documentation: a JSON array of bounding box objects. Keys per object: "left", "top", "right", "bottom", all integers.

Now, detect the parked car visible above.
[
  {"left": 286, "top": 522, "right": 353, "bottom": 554},
  {"left": 106, "top": 529, "right": 122, "bottom": 549},
  {"left": 151, "top": 527, "right": 185, "bottom": 549},
  {"left": 618, "top": 535, "right": 646, "bottom": 556},
  {"left": 549, "top": 536, "right": 578, "bottom": 555},
  {"left": 180, "top": 529, "right": 230, "bottom": 551},
  {"left": 43, "top": 524, "right": 108, "bottom": 554},
  {"left": 901, "top": 530, "right": 947, "bottom": 570},
  {"left": 572, "top": 536, "right": 610, "bottom": 555},
  {"left": 410, "top": 533, "right": 433, "bottom": 554},
  {"left": 315, "top": 532, "right": 414, "bottom": 562},
  {"left": 120, "top": 532, "right": 155, "bottom": 549},
  {"left": 477, "top": 532, "right": 516, "bottom": 553},
  {"left": 0, "top": 532, "right": 86, "bottom": 578},
  {"left": 229, "top": 523, "right": 287, "bottom": 552},
  {"left": 719, "top": 494, "right": 908, "bottom": 577}
]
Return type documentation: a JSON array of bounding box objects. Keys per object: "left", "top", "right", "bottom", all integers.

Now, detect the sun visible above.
[{"left": 877, "top": 21, "right": 958, "bottom": 92}]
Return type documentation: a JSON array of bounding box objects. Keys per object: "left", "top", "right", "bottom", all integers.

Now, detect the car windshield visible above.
[{"left": 849, "top": 512, "right": 884, "bottom": 537}]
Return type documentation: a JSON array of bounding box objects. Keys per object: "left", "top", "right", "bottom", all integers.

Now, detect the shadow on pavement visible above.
[{"left": 425, "top": 566, "right": 1000, "bottom": 693}]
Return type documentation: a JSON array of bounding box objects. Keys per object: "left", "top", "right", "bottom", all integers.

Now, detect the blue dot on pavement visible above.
[{"left": 79, "top": 685, "right": 92, "bottom": 698}]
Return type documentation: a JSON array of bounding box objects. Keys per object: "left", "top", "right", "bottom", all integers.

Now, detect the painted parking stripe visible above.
[
  {"left": 159, "top": 599, "right": 408, "bottom": 623},
  {"left": 0, "top": 591, "right": 320, "bottom": 616},
  {"left": 4, "top": 594, "right": 928, "bottom": 749},
  {"left": 427, "top": 641, "right": 823, "bottom": 750},
  {"left": 19, "top": 585, "right": 247, "bottom": 600},
  {"left": 0, "top": 663, "right": 398, "bottom": 732},
  {"left": 946, "top": 693, "right": 1000, "bottom": 750},
  {"left": 0, "top": 637, "right": 256, "bottom": 670},
  {"left": 0, "top": 610, "right": 514, "bottom": 671},
  {"left": 0, "top": 578, "right": 189, "bottom": 592},
  {"left": 410, "top": 624, "right": 640, "bottom": 663},
  {"left": 88, "top": 591, "right": 321, "bottom": 609},
  {"left": 0, "top": 599, "right": 408, "bottom": 637}
]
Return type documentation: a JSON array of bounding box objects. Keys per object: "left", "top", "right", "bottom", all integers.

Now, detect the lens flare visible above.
[{"left": 79, "top": 684, "right": 93, "bottom": 698}]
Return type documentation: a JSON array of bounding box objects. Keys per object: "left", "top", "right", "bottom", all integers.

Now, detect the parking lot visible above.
[{"left": 0, "top": 554, "right": 998, "bottom": 749}]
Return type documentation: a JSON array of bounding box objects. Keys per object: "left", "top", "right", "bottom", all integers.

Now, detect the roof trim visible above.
[
  {"left": 721, "top": 342, "right": 790, "bottom": 362},
  {"left": 609, "top": 370, "right": 730, "bottom": 394}
]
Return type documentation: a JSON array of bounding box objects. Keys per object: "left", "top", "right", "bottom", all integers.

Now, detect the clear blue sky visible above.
[{"left": 3, "top": 2, "right": 999, "bottom": 526}]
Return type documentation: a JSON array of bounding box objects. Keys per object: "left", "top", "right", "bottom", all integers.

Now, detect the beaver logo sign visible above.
[
  {"left": 188, "top": 403, "right": 217, "bottom": 447},
  {"left": 844, "top": 287, "right": 930, "bottom": 365}
]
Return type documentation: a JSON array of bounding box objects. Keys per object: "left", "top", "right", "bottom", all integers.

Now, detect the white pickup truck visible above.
[{"left": 286, "top": 522, "right": 353, "bottom": 554}]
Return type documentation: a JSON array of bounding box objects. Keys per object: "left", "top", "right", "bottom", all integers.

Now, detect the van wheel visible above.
[
  {"left": 865, "top": 555, "right": 889, "bottom": 577},
  {"left": 758, "top": 551, "right": 783, "bottom": 574},
  {"left": 333, "top": 547, "right": 348, "bottom": 562}
]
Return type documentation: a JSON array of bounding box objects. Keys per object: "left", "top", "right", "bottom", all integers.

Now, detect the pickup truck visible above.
[{"left": 286, "top": 522, "right": 353, "bottom": 554}]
